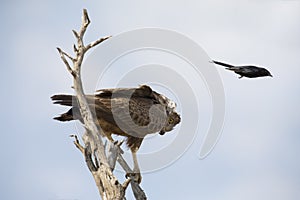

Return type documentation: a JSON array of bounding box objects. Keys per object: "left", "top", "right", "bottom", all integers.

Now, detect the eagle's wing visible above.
[
  {"left": 96, "top": 85, "right": 155, "bottom": 100},
  {"left": 97, "top": 94, "right": 166, "bottom": 138},
  {"left": 52, "top": 85, "right": 168, "bottom": 138}
]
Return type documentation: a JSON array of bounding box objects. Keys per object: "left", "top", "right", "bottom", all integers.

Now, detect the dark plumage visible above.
[
  {"left": 51, "top": 85, "right": 181, "bottom": 182},
  {"left": 212, "top": 60, "right": 273, "bottom": 79}
]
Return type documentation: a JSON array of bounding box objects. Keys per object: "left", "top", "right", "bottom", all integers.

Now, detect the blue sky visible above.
[{"left": 1, "top": 0, "right": 300, "bottom": 200}]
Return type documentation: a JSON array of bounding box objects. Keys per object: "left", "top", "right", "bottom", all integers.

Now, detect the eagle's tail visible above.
[
  {"left": 53, "top": 108, "right": 75, "bottom": 121},
  {"left": 51, "top": 94, "right": 81, "bottom": 122},
  {"left": 51, "top": 94, "right": 77, "bottom": 106}
]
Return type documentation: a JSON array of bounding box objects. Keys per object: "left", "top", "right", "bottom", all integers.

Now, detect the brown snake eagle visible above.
[{"left": 51, "top": 85, "right": 181, "bottom": 182}]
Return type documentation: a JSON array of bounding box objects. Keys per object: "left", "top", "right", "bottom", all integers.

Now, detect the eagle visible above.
[
  {"left": 51, "top": 85, "right": 181, "bottom": 182},
  {"left": 212, "top": 60, "right": 273, "bottom": 79}
]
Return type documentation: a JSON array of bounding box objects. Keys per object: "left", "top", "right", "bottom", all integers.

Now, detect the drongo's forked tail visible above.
[{"left": 211, "top": 60, "right": 234, "bottom": 68}]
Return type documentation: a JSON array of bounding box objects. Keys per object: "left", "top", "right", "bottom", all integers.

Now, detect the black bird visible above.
[{"left": 212, "top": 60, "right": 273, "bottom": 79}]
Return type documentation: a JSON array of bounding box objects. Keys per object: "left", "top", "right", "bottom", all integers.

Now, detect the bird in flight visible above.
[
  {"left": 212, "top": 60, "right": 273, "bottom": 79},
  {"left": 51, "top": 85, "right": 181, "bottom": 183}
]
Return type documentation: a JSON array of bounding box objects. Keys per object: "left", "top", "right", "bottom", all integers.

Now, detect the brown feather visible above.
[{"left": 51, "top": 85, "right": 180, "bottom": 151}]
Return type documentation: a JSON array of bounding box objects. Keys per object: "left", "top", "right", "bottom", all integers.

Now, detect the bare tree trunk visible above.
[{"left": 56, "top": 9, "right": 147, "bottom": 200}]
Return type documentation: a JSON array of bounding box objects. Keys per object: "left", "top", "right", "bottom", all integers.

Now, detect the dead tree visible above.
[{"left": 56, "top": 9, "right": 147, "bottom": 200}]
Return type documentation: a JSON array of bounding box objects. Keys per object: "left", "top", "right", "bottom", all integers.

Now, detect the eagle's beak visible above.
[{"left": 159, "top": 130, "right": 165, "bottom": 135}]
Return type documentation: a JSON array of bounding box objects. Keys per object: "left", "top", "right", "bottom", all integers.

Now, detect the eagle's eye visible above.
[{"left": 168, "top": 118, "right": 174, "bottom": 124}]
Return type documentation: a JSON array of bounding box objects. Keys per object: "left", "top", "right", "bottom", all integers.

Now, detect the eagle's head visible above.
[{"left": 159, "top": 111, "right": 181, "bottom": 135}]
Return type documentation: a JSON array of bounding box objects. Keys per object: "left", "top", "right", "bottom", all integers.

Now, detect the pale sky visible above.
[{"left": 1, "top": 0, "right": 300, "bottom": 200}]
